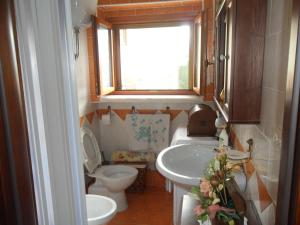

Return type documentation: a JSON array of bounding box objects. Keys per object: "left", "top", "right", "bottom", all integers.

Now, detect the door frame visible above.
[
  {"left": 12, "top": 0, "right": 300, "bottom": 223},
  {"left": 276, "top": 0, "right": 300, "bottom": 224},
  {"left": 13, "top": 0, "right": 87, "bottom": 224},
  {"left": 0, "top": 0, "right": 38, "bottom": 222}
]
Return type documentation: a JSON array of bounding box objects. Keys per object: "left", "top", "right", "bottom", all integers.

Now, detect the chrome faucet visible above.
[{"left": 247, "top": 138, "right": 254, "bottom": 159}]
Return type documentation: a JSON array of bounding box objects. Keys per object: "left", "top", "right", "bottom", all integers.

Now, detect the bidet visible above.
[{"left": 86, "top": 194, "right": 117, "bottom": 225}]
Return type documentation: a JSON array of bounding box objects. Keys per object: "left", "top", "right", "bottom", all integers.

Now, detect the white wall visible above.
[
  {"left": 75, "top": 28, "right": 95, "bottom": 116},
  {"left": 96, "top": 101, "right": 215, "bottom": 160},
  {"left": 74, "top": 28, "right": 101, "bottom": 144}
]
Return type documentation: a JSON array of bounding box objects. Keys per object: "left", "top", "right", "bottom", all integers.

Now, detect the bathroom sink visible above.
[
  {"left": 156, "top": 144, "right": 216, "bottom": 186},
  {"left": 86, "top": 194, "right": 117, "bottom": 225}
]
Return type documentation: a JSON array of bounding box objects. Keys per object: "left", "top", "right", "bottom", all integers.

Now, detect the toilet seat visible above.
[
  {"left": 81, "top": 127, "right": 138, "bottom": 211},
  {"left": 81, "top": 127, "right": 102, "bottom": 174},
  {"left": 90, "top": 165, "right": 138, "bottom": 180}
]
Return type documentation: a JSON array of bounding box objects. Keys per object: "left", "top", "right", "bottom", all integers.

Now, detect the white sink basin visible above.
[
  {"left": 156, "top": 144, "right": 216, "bottom": 186},
  {"left": 86, "top": 194, "right": 117, "bottom": 225}
]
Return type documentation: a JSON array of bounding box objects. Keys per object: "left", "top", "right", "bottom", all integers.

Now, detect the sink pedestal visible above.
[{"left": 173, "top": 183, "right": 191, "bottom": 225}]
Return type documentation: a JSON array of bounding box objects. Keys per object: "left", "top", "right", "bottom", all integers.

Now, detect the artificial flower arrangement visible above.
[{"left": 191, "top": 151, "right": 241, "bottom": 225}]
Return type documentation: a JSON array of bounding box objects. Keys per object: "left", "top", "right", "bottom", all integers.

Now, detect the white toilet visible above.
[{"left": 81, "top": 127, "right": 138, "bottom": 212}]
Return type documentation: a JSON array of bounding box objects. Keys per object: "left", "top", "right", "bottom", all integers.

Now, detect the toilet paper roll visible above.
[{"left": 102, "top": 113, "right": 111, "bottom": 125}]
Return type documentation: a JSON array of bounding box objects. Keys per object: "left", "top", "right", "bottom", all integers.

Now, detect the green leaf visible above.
[
  {"left": 217, "top": 212, "right": 231, "bottom": 223},
  {"left": 188, "top": 192, "right": 200, "bottom": 200},
  {"left": 225, "top": 212, "right": 240, "bottom": 220},
  {"left": 191, "top": 186, "right": 200, "bottom": 193},
  {"left": 198, "top": 212, "right": 209, "bottom": 223}
]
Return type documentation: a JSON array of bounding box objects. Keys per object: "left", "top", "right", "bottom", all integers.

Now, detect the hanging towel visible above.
[
  {"left": 150, "top": 114, "right": 170, "bottom": 153},
  {"left": 125, "top": 114, "right": 170, "bottom": 152},
  {"left": 125, "top": 114, "right": 152, "bottom": 151}
]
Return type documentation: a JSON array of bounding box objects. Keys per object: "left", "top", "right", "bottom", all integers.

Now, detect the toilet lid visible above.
[{"left": 80, "top": 127, "right": 102, "bottom": 174}]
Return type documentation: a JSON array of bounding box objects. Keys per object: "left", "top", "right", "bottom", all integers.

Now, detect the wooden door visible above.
[
  {"left": 0, "top": 0, "right": 38, "bottom": 224},
  {"left": 275, "top": 0, "right": 300, "bottom": 223}
]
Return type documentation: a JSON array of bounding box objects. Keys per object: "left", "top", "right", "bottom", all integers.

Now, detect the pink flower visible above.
[
  {"left": 207, "top": 204, "right": 221, "bottom": 219},
  {"left": 200, "top": 179, "right": 212, "bottom": 194},
  {"left": 194, "top": 205, "right": 205, "bottom": 216}
]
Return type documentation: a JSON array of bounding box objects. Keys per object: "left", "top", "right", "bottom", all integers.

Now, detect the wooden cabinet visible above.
[{"left": 214, "top": 0, "right": 267, "bottom": 123}]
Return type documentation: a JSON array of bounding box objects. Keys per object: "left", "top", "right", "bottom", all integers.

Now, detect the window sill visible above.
[
  {"left": 94, "top": 95, "right": 204, "bottom": 104},
  {"left": 111, "top": 90, "right": 196, "bottom": 95}
]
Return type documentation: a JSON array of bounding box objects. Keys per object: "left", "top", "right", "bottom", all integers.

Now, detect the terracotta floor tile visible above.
[{"left": 107, "top": 187, "right": 173, "bottom": 225}]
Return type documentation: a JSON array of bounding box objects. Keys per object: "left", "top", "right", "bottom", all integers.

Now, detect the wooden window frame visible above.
[
  {"left": 93, "top": 17, "right": 116, "bottom": 96},
  {"left": 193, "top": 15, "right": 201, "bottom": 95},
  {"left": 110, "top": 21, "right": 197, "bottom": 95}
]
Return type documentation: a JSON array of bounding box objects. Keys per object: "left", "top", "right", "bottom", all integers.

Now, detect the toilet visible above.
[{"left": 81, "top": 127, "right": 138, "bottom": 211}]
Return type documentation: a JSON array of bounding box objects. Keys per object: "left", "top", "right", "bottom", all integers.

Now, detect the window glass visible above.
[
  {"left": 97, "top": 26, "right": 112, "bottom": 88},
  {"left": 194, "top": 24, "right": 202, "bottom": 88},
  {"left": 119, "top": 25, "right": 191, "bottom": 90}
]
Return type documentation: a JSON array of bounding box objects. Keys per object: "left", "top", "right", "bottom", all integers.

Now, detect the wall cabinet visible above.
[{"left": 214, "top": 0, "right": 267, "bottom": 123}]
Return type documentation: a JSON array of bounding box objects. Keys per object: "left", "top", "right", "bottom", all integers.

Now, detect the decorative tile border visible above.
[
  {"left": 79, "top": 111, "right": 96, "bottom": 127},
  {"left": 80, "top": 108, "right": 187, "bottom": 127},
  {"left": 96, "top": 108, "right": 186, "bottom": 121},
  {"left": 85, "top": 111, "right": 95, "bottom": 124},
  {"left": 230, "top": 128, "right": 273, "bottom": 213},
  {"left": 79, "top": 116, "right": 85, "bottom": 127},
  {"left": 256, "top": 172, "right": 273, "bottom": 212}
]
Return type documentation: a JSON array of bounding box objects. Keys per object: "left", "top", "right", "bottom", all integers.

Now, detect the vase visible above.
[{"left": 198, "top": 219, "right": 212, "bottom": 225}]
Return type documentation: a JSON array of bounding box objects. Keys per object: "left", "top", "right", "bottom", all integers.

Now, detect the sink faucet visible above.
[{"left": 247, "top": 139, "right": 254, "bottom": 159}]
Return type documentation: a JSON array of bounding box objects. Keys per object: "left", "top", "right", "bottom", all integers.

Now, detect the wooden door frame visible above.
[
  {"left": 275, "top": 0, "right": 300, "bottom": 224},
  {"left": 0, "top": 0, "right": 38, "bottom": 224},
  {"left": 12, "top": 0, "right": 88, "bottom": 224}
]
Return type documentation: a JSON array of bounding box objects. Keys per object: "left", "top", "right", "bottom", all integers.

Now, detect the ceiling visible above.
[{"left": 97, "top": 0, "right": 202, "bottom": 24}]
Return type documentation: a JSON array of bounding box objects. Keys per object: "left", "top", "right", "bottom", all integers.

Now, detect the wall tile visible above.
[
  {"left": 265, "top": 0, "right": 272, "bottom": 36},
  {"left": 269, "top": 0, "right": 290, "bottom": 35},
  {"left": 258, "top": 87, "right": 285, "bottom": 141},
  {"left": 262, "top": 33, "right": 288, "bottom": 92},
  {"left": 260, "top": 204, "right": 276, "bottom": 225}
]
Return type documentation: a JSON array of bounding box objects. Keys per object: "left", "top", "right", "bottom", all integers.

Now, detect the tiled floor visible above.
[{"left": 108, "top": 184, "right": 173, "bottom": 225}]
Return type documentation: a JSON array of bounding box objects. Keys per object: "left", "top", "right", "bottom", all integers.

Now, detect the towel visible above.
[
  {"left": 125, "top": 114, "right": 152, "bottom": 151},
  {"left": 125, "top": 114, "right": 170, "bottom": 152},
  {"left": 150, "top": 114, "right": 170, "bottom": 152}
]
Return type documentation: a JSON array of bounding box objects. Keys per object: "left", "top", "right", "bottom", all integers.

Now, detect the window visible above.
[
  {"left": 194, "top": 23, "right": 201, "bottom": 89},
  {"left": 95, "top": 24, "right": 115, "bottom": 95},
  {"left": 90, "top": 20, "right": 202, "bottom": 96},
  {"left": 117, "top": 24, "right": 192, "bottom": 90},
  {"left": 97, "top": 26, "right": 113, "bottom": 88}
]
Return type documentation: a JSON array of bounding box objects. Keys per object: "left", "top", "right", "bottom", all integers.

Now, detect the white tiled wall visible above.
[{"left": 232, "top": 0, "right": 292, "bottom": 224}]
